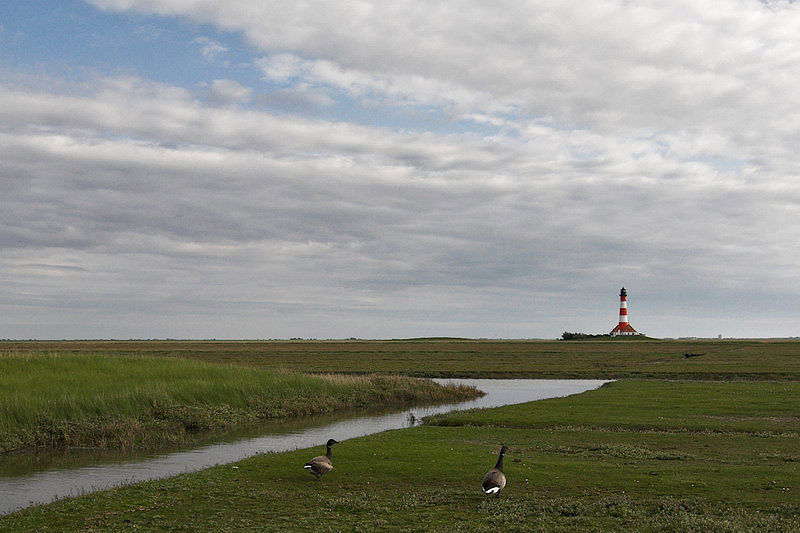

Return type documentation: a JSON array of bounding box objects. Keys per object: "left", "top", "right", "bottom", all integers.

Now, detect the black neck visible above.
[
  {"left": 494, "top": 452, "right": 505, "bottom": 471},
  {"left": 326, "top": 445, "right": 333, "bottom": 459}
]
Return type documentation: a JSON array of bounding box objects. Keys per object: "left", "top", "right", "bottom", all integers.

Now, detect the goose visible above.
[
  {"left": 482, "top": 445, "right": 509, "bottom": 495},
  {"left": 304, "top": 438, "right": 339, "bottom": 479}
]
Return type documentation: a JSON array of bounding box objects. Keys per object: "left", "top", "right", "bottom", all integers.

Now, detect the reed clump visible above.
[{"left": 0, "top": 353, "right": 481, "bottom": 453}]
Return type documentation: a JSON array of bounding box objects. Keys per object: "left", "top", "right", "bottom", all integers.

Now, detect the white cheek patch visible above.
[
  {"left": 303, "top": 465, "right": 312, "bottom": 469},
  {"left": 483, "top": 486, "right": 500, "bottom": 494}
]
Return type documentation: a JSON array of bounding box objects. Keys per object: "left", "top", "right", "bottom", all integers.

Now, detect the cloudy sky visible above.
[{"left": 2, "top": 0, "right": 799, "bottom": 340}]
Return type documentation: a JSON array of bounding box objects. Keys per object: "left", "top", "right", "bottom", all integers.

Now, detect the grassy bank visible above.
[
  {"left": 3, "top": 338, "right": 800, "bottom": 380},
  {"left": 426, "top": 380, "right": 800, "bottom": 434},
  {"left": 0, "top": 353, "right": 481, "bottom": 454},
  {"left": 2, "top": 380, "right": 798, "bottom": 531}
]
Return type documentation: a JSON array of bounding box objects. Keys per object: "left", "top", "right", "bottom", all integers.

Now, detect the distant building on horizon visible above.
[{"left": 610, "top": 287, "right": 640, "bottom": 336}]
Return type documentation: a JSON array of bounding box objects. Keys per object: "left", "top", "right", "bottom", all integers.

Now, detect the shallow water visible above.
[{"left": 0, "top": 379, "right": 607, "bottom": 515}]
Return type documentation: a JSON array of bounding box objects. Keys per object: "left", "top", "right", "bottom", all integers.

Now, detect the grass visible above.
[
  {"left": 2, "top": 340, "right": 799, "bottom": 529},
  {"left": 0, "top": 353, "right": 481, "bottom": 453},
  {"left": 3, "top": 338, "right": 800, "bottom": 379},
  {"left": 2, "top": 380, "right": 798, "bottom": 531},
  {"left": 426, "top": 380, "right": 800, "bottom": 434}
]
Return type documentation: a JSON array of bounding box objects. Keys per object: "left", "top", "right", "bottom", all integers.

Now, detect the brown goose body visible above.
[
  {"left": 304, "top": 438, "right": 338, "bottom": 479},
  {"left": 482, "top": 445, "right": 509, "bottom": 495}
]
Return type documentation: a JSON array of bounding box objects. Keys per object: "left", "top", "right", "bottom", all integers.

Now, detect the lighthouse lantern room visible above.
[{"left": 610, "top": 287, "right": 639, "bottom": 336}]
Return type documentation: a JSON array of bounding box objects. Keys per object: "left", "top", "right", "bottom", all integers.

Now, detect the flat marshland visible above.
[
  {"left": 2, "top": 380, "right": 798, "bottom": 532},
  {"left": 0, "top": 352, "right": 480, "bottom": 454},
  {"left": 3, "top": 337, "right": 800, "bottom": 379},
  {"left": 1, "top": 339, "right": 799, "bottom": 531}
]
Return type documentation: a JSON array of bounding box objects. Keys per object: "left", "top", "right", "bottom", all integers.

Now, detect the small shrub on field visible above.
[
  {"left": 542, "top": 443, "right": 691, "bottom": 461},
  {"left": 656, "top": 496, "right": 711, "bottom": 516},
  {"left": 649, "top": 504, "right": 793, "bottom": 533},
  {"left": 471, "top": 496, "right": 795, "bottom": 532}
]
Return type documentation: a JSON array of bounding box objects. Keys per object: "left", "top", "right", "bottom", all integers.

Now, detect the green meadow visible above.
[
  {"left": 3, "top": 338, "right": 800, "bottom": 379},
  {"left": 2, "top": 380, "right": 798, "bottom": 532},
  {"left": 1, "top": 340, "right": 799, "bottom": 531}
]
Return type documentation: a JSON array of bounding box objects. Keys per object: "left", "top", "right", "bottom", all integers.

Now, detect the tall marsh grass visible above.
[{"left": 0, "top": 352, "right": 480, "bottom": 452}]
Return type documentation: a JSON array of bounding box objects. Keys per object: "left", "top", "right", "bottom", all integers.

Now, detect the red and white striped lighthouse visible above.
[{"left": 610, "top": 287, "right": 638, "bottom": 336}]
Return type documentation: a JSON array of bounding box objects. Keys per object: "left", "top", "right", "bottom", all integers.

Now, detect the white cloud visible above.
[
  {"left": 256, "top": 84, "right": 335, "bottom": 112},
  {"left": 258, "top": 53, "right": 305, "bottom": 82},
  {"left": 192, "top": 36, "right": 228, "bottom": 63},
  {"left": 89, "top": 1, "right": 800, "bottom": 134},
  {"left": 207, "top": 79, "right": 252, "bottom": 105},
  {"left": 6, "top": 1, "right": 800, "bottom": 337},
  {"left": 3, "top": 73, "right": 800, "bottom": 340},
  {"left": 255, "top": 53, "right": 501, "bottom": 118}
]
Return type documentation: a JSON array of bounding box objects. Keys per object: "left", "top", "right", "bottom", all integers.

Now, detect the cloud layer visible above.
[{"left": 2, "top": 0, "right": 800, "bottom": 338}]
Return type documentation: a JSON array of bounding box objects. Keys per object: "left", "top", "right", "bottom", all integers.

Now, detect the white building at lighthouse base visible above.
[{"left": 610, "top": 323, "right": 639, "bottom": 336}]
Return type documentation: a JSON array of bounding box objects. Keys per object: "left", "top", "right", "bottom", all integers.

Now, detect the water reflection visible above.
[{"left": 0, "top": 379, "right": 607, "bottom": 515}]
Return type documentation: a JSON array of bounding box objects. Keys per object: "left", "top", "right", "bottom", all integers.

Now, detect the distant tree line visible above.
[{"left": 560, "top": 331, "right": 608, "bottom": 340}]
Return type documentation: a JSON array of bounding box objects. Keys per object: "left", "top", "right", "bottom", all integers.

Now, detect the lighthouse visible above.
[{"left": 610, "top": 287, "right": 639, "bottom": 336}]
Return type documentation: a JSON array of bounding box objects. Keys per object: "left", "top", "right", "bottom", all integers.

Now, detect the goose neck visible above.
[{"left": 494, "top": 452, "right": 505, "bottom": 471}]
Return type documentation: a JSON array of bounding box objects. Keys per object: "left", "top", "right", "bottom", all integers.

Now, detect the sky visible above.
[{"left": 2, "top": 0, "right": 800, "bottom": 340}]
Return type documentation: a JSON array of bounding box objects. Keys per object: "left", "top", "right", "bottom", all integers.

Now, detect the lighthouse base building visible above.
[
  {"left": 610, "top": 287, "right": 640, "bottom": 336},
  {"left": 610, "top": 323, "right": 638, "bottom": 336}
]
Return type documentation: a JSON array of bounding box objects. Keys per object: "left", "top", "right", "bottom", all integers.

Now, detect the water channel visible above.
[{"left": 0, "top": 379, "right": 608, "bottom": 515}]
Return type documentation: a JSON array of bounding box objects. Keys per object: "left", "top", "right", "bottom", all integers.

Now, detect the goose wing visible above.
[
  {"left": 304, "top": 455, "right": 333, "bottom": 474},
  {"left": 482, "top": 468, "right": 506, "bottom": 494}
]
